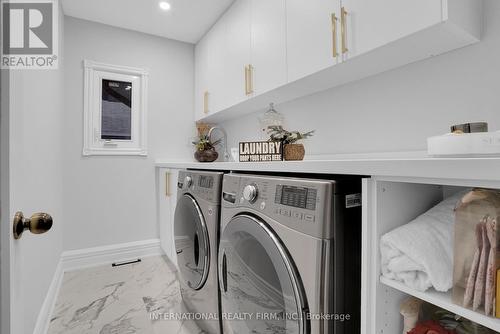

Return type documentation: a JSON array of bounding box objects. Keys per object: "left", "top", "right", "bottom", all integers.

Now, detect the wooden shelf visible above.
[{"left": 380, "top": 276, "right": 500, "bottom": 332}]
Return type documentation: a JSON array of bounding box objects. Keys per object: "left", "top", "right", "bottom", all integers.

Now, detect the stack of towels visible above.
[{"left": 380, "top": 190, "right": 468, "bottom": 292}]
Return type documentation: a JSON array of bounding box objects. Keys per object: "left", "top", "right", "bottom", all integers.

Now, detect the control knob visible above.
[
  {"left": 184, "top": 176, "right": 193, "bottom": 188},
  {"left": 243, "top": 184, "right": 258, "bottom": 203}
]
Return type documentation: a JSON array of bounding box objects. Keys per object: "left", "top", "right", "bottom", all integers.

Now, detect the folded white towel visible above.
[{"left": 380, "top": 190, "right": 467, "bottom": 292}]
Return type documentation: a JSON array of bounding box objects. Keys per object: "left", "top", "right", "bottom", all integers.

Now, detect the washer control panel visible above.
[
  {"left": 275, "top": 185, "right": 317, "bottom": 210},
  {"left": 178, "top": 170, "right": 223, "bottom": 204},
  {"left": 222, "top": 173, "right": 335, "bottom": 238}
]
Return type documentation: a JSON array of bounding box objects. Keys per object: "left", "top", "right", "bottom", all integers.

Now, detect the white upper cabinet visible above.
[
  {"left": 340, "top": 0, "right": 442, "bottom": 60},
  {"left": 251, "top": 0, "right": 287, "bottom": 95},
  {"left": 224, "top": 0, "right": 252, "bottom": 109},
  {"left": 194, "top": 37, "right": 209, "bottom": 120},
  {"left": 206, "top": 19, "right": 227, "bottom": 115},
  {"left": 194, "top": 0, "right": 481, "bottom": 122},
  {"left": 286, "top": 0, "right": 341, "bottom": 83},
  {"left": 195, "top": 21, "right": 227, "bottom": 120}
]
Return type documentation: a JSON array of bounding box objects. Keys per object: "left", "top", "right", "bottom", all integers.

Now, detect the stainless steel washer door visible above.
[
  {"left": 174, "top": 194, "right": 210, "bottom": 290},
  {"left": 219, "top": 214, "right": 309, "bottom": 334}
]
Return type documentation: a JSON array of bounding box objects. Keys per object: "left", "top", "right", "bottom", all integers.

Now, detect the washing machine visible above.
[
  {"left": 174, "top": 170, "right": 223, "bottom": 334},
  {"left": 218, "top": 173, "right": 362, "bottom": 334}
]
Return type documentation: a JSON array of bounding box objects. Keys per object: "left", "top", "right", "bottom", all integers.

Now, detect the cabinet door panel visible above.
[
  {"left": 168, "top": 169, "right": 180, "bottom": 268},
  {"left": 225, "top": 0, "right": 252, "bottom": 108},
  {"left": 158, "top": 168, "right": 180, "bottom": 267},
  {"left": 194, "top": 37, "right": 209, "bottom": 120},
  {"left": 158, "top": 169, "right": 172, "bottom": 259},
  {"left": 341, "top": 0, "right": 443, "bottom": 59},
  {"left": 207, "top": 20, "right": 227, "bottom": 113},
  {"left": 287, "top": 0, "right": 341, "bottom": 83},
  {"left": 251, "top": 0, "right": 287, "bottom": 95}
]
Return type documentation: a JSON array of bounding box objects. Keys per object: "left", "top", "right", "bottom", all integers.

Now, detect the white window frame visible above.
[{"left": 83, "top": 60, "right": 148, "bottom": 156}]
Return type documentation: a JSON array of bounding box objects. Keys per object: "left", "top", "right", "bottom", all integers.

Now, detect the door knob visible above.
[{"left": 13, "top": 212, "right": 53, "bottom": 239}]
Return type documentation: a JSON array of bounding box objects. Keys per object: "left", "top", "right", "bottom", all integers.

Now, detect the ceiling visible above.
[{"left": 61, "top": 0, "right": 235, "bottom": 44}]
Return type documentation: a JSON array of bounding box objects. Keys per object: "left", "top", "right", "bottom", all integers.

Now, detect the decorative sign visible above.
[{"left": 239, "top": 141, "right": 283, "bottom": 162}]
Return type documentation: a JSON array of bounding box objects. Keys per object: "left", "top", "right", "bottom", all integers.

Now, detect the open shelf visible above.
[{"left": 380, "top": 276, "right": 500, "bottom": 332}]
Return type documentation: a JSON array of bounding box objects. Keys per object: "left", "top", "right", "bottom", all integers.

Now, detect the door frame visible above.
[{"left": 0, "top": 67, "right": 12, "bottom": 334}]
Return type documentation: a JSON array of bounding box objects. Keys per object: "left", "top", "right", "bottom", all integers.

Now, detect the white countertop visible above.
[{"left": 155, "top": 151, "right": 500, "bottom": 183}]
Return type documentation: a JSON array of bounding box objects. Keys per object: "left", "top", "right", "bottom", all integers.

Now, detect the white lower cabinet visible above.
[
  {"left": 362, "top": 177, "right": 500, "bottom": 334},
  {"left": 158, "top": 168, "right": 180, "bottom": 268}
]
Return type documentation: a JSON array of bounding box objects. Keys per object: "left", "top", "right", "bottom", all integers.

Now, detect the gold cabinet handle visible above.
[
  {"left": 203, "top": 91, "right": 209, "bottom": 114},
  {"left": 248, "top": 64, "right": 254, "bottom": 95},
  {"left": 165, "top": 171, "right": 171, "bottom": 197},
  {"left": 244, "top": 65, "right": 249, "bottom": 95},
  {"left": 245, "top": 65, "right": 254, "bottom": 95},
  {"left": 331, "top": 13, "right": 339, "bottom": 58},
  {"left": 341, "top": 7, "right": 348, "bottom": 54}
]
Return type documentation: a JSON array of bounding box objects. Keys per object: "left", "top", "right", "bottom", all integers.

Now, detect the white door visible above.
[
  {"left": 340, "top": 0, "right": 443, "bottom": 60},
  {"left": 224, "top": 0, "right": 252, "bottom": 107},
  {"left": 1, "top": 68, "right": 64, "bottom": 333},
  {"left": 251, "top": 0, "right": 287, "bottom": 95},
  {"left": 286, "top": 0, "right": 342, "bottom": 83}
]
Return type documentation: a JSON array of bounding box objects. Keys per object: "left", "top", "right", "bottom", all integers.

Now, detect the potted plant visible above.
[
  {"left": 192, "top": 134, "right": 221, "bottom": 162},
  {"left": 268, "top": 126, "right": 315, "bottom": 161}
]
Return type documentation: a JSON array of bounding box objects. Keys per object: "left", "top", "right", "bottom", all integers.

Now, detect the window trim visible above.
[{"left": 83, "top": 60, "right": 148, "bottom": 156}]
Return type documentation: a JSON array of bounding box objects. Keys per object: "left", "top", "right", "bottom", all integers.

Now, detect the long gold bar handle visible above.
[
  {"left": 244, "top": 65, "right": 249, "bottom": 95},
  {"left": 203, "top": 91, "right": 209, "bottom": 114},
  {"left": 341, "top": 7, "right": 348, "bottom": 54},
  {"left": 331, "top": 13, "right": 338, "bottom": 58},
  {"left": 248, "top": 64, "right": 254, "bottom": 94},
  {"left": 165, "top": 171, "right": 171, "bottom": 197}
]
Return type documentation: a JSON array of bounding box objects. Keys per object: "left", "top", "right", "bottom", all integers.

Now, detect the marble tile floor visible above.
[{"left": 48, "top": 255, "right": 205, "bottom": 334}]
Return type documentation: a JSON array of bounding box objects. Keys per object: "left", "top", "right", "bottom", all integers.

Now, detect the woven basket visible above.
[{"left": 284, "top": 144, "right": 305, "bottom": 161}]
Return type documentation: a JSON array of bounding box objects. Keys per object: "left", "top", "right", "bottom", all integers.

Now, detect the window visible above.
[{"left": 83, "top": 60, "right": 148, "bottom": 156}]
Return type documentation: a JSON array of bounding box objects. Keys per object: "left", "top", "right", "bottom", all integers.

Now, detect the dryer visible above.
[
  {"left": 218, "top": 173, "right": 362, "bottom": 334},
  {"left": 174, "top": 170, "right": 223, "bottom": 334}
]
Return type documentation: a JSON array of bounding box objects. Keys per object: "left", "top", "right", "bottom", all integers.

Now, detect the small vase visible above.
[
  {"left": 284, "top": 144, "right": 305, "bottom": 161},
  {"left": 194, "top": 148, "right": 219, "bottom": 162}
]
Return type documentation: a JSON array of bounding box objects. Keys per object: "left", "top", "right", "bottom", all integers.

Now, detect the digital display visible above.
[
  {"left": 277, "top": 185, "right": 316, "bottom": 210},
  {"left": 198, "top": 175, "right": 213, "bottom": 189}
]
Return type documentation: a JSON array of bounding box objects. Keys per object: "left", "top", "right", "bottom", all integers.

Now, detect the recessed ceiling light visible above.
[{"left": 159, "top": 1, "right": 171, "bottom": 11}]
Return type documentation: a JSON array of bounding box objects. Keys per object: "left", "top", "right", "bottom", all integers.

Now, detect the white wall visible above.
[
  {"left": 63, "top": 17, "right": 194, "bottom": 251},
  {"left": 2, "top": 3, "right": 65, "bottom": 334},
  {"left": 220, "top": 0, "right": 500, "bottom": 156}
]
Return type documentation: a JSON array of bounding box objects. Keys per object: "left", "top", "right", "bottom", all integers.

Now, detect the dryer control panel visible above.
[
  {"left": 177, "top": 170, "right": 223, "bottom": 204},
  {"left": 222, "top": 173, "right": 337, "bottom": 239}
]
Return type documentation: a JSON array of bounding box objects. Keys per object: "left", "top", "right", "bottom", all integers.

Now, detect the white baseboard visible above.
[
  {"left": 62, "top": 239, "right": 162, "bottom": 272},
  {"left": 33, "top": 259, "right": 64, "bottom": 334}
]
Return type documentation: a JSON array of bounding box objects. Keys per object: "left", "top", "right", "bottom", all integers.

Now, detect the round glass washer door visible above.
[
  {"left": 174, "top": 193, "right": 210, "bottom": 290},
  {"left": 219, "top": 214, "right": 309, "bottom": 334}
]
